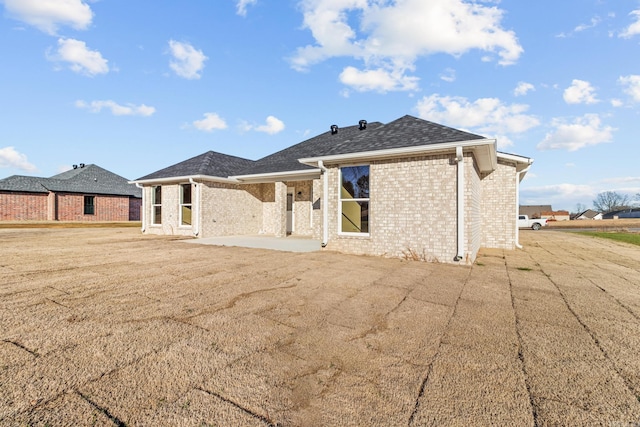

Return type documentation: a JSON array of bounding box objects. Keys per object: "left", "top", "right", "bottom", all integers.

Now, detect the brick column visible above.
[{"left": 274, "top": 182, "right": 287, "bottom": 237}]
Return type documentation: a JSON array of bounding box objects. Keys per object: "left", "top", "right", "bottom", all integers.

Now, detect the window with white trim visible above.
[
  {"left": 339, "top": 165, "right": 369, "bottom": 234},
  {"left": 180, "top": 183, "right": 192, "bottom": 226},
  {"left": 152, "top": 186, "right": 162, "bottom": 225}
]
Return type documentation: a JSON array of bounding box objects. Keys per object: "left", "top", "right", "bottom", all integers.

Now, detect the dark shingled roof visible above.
[
  {"left": 316, "top": 115, "right": 485, "bottom": 157},
  {"left": 239, "top": 121, "right": 385, "bottom": 176},
  {"left": 136, "top": 151, "right": 256, "bottom": 181},
  {"left": 134, "top": 115, "right": 489, "bottom": 181},
  {"left": 0, "top": 164, "right": 141, "bottom": 197}
]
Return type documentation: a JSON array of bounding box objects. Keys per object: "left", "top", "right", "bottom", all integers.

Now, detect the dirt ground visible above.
[{"left": 1, "top": 227, "right": 640, "bottom": 426}]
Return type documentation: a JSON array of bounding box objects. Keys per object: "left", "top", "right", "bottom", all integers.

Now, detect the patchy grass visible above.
[
  {"left": 577, "top": 231, "right": 640, "bottom": 247},
  {"left": 516, "top": 267, "right": 533, "bottom": 271}
]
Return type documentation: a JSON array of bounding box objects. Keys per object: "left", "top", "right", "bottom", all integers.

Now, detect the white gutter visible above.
[
  {"left": 299, "top": 139, "right": 497, "bottom": 173},
  {"left": 130, "top": 174, "right": 239, "bottom": 186},
  {"left": 515, "top": 162, "right": 533, "bottom": 249},
  {"left": 231, "top": 168, "right": 321, "bottom": 184},
  {"left": 318, "top": 160, "right": 329, "bottom": 247},
  {"left": 135, "top": 183, "right": 145, "bottom": 232},
  {"left": 454, "top": 146, "right": 464, "bottom": 262},
  {"left": 189, "top": 178, "right": 200, "bottom": 237}
]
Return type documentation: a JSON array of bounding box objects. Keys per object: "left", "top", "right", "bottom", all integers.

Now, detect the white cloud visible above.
[
  {"left": 192, "top": 113, "right": 228, "bottom": 132},
  {"left": 2, "top": 0, "right": 92, "bottom": 35},
  {"left": 514, "top": 81, "right": 534, "bottom": 96},
  {"left": 537, "top": 114, "right": 614, "bottom": 151},
  {"left": 339, "top": 66, "right": 419, "bottom": 92},
  {"left": 236, "top": 0, "right": 257, "bottom": 17},
  {"left": 620, "top": 9, "right": 640, "bottom": 38},
  {"left": 256, "top": 116, "right": 285, "bottom": 134},
  {"left": 0, "top": 146, "right": 38, "bottom": 172},
  {"left": 611, "top": 98, "right": 623, "bottom": 107},
  {"left": 290, "top": 0, "right": 522, "bottom": 92},
  {"left": 168, "top": 40, "right": 207, "bottom": 80},
  {"left": 520, "top": 183, "right": 596, "bottom": 206},
  {"left": 574, "top": 16, "right": 601, "bottom": 33},
  {"left": 619, "top": 74, "right": 640, "bottom": 102},
  {"left": 415, "top": 94, "right": 540, "bottom": 147},
  {"left": 563, "top": 79, "right": 598, "bottom": 104},
  {"left": 440, "top": 68, "right": 456, "bottom": 83},
  {"left": 48, "top": 38, "right": 108, "bottom": 76},
  {"left": 75, "top": 100, "right": 155, "bottom": 116}
]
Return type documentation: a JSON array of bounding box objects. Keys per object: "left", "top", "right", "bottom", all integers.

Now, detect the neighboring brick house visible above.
[
  {"left": 132, "top": 115, "right": 533, "bottom": 264},
  {"left": 0, "top": 164, "right": 142, "bottom": 221}
]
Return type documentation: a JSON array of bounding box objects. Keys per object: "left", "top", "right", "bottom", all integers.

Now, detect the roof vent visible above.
[
  {"left": 80, "top": 163, "right": 85, "bottom": 168},
  {"left": 359, "top": 120, "right": 367, "bottom": 130},
  {"left": 73, "top": 164, "right": 78, "bottom": 169},
  {"left": 330, "top": 124, "right": 338, "bottom": 135}
]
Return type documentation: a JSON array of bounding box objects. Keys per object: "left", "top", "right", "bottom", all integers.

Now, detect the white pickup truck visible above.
[{"left": 518, "top": 215, "right": 547, "bottom": 230}]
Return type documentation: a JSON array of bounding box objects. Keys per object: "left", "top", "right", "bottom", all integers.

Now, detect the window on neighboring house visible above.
[
  {"left": 180, "top": 183, "right": 192, "bottom": 226},
  {"left": 339, "top": 165, "right": 369, "bottom": 234},
  {"left": 84, "top": 195, "right": 95, "bottom": 215},
  {"left": 152, "top": 186, "right": 162, "bottom": 225}
]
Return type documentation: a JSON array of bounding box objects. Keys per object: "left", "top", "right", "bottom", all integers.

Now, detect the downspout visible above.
[
  {"left": 189, "top": 178, "right": 200, "bottom": 237},
  {"left": 454, "top": 146, "right": 464, "bottom": 262},
  {"left": 515, "top": 164, "right": 532, "bottom": 249},
  {"left": 318, "top": 160, "right": 329, "bottom": 247},
  {"left": 135, "top": 183, "right": 145, "bottom": 232}
]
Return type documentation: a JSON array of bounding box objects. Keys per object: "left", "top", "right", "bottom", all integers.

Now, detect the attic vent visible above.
[
  {"left": 359, "top": 120, "right": 367, "bottom": 130},
  {"left": 330, "top": 124, "right": 338, "bottom": 135}
]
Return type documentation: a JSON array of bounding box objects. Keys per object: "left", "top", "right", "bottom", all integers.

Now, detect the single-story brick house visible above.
[
  {"left": 0, "top": 164, "right": 142, "bottom": 221},
  {"left": 132, "top": 115, "right": 533, "bottom": 264}
]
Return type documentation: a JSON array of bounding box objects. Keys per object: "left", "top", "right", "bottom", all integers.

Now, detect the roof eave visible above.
[
  {"left": 232, "top": 168, "right": 322, "bottom": 184},
  {"left": 129, "top": 174, "right": 240, "bottom": 185},
  {"left": 299, "top": 139, "right": 497, "bottom": 173},
  {"left": 497, "top": 152, "right": 534, "bottom": 174}
]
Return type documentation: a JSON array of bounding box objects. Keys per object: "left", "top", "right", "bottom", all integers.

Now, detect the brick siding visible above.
[
  {"left": 0, "top": 192, "right": 48, "bottom": 221},
  {"left": 0, "top": 191, "right": 140, "bottom": 221}
]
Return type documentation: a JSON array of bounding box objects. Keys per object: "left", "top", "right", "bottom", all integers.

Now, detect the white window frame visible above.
[
  {"left": 152, "top": 186, "right": 162, "bottom": 225},
  {"left": 179, "top": 183, "right": 193, "bottom": 227},
  {"left": 338, "top": 164, "right": 370, "bottom": 237}
]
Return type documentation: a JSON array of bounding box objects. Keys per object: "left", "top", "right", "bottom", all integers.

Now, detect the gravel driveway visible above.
[{"left": 1, "top": 227, "right": 639, "bottom": 425}]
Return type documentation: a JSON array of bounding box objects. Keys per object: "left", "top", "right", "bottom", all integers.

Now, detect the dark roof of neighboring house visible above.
[
  {"left": 602, "top": 208, "right": 640, "bottom": 219},
  {"left": 136, "top": 115, "right": 489, "bottom": 181},
  {"left": 136, "top": 150, "right": 256, "bottom": 181},
  {"left": 0, "top": 164, "right": 141, "bottom": 197}
]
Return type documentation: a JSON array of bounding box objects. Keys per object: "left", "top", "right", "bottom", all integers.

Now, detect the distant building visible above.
[
  {"left": 0, "top": 164, "right": 141, "bottom": 221},
  {"left": 519, "top": 205, "right": 552, "bottom": 219},
  {"left": 602, "top": 208, "right": 640, "bottom": 219},
  {"left": 541, "top": 210, "right": 570, "bottom": 221},
  {"left": 571, "top": 209, "right": 603, "bottom": 220}
]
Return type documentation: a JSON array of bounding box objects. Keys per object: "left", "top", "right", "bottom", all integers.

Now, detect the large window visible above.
[
  {"left": 84, "top": 196, "right": 95, "bottom": 215},
  {"left": 340, "top": 165, "right": 369, "bottom": 234},
  {"left": 180, "top": 183, "right": 192, "bottom": 226},
  {"left": 152, "top": 186, "right": 162, "bottom": 225}
]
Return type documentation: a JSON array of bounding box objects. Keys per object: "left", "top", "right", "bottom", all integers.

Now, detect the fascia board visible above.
[
  {"left": 231, "top": 169, "right": 321, "bottom": 183},
  {"left": 497, "top": 152, "right": 534, "bottom": 173},
  {"left": 129, "top": 174, "right": 239, "bottom": 185},
  {"left": 299, "top": 139, "right": 497, "bottom": 173}
]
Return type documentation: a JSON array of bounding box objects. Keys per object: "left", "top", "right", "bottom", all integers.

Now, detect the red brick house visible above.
[{"left": 0, "top": 164, "right": 141, "bottom": 221}]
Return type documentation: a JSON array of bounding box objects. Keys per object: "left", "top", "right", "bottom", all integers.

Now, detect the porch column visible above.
[{"left": 274, "top": 181, "right": 287, "bottom": 237}]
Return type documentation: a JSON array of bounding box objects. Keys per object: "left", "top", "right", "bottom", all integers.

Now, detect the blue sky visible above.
[{"left": 1, "top": 0, "right": 639, "bottom": 212}]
